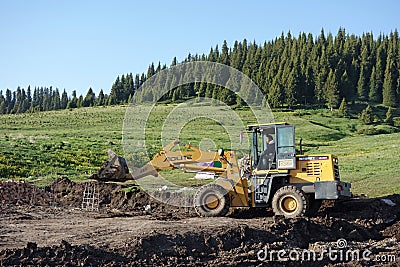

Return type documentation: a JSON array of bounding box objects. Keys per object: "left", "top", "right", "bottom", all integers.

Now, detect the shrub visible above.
[
  {"left": 384, "top": 107, "right": 394, "bottom": 125},
  {"left": 358, "top": 105, "right": 373, "bottom": 125},
  {"left": 357, "top": 125, "right": 398, "bottom": 135},
  {"left": 394, "top": 117, "right": 400, "bottom": 127},
  {"left": 357, "top": 125, "right": 380, "bottom": 135}
]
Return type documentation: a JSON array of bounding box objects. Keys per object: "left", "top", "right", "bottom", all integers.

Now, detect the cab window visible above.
[{"left": 277, "top": 126, "right": 295, "bottom": 154}]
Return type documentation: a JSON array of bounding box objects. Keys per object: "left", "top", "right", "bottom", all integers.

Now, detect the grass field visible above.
[{"left": 0, "top": 104, "right": 399, "bottom": 197}]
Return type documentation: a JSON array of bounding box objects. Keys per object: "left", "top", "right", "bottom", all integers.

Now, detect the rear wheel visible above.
[
  {"left": 194, "top": 184, "right": 230, "bottom": 217},
  {"left": 272, "top": 185, "right": 308, "bottom": 218}
]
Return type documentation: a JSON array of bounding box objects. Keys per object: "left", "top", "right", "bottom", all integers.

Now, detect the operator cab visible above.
[{"left": 247, "top": 123, "right": 296, "bottom": 171}]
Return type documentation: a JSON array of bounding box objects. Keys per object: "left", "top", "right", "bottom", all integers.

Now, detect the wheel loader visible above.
[{"left": 91, "top": 122, "right": 351, "bottom": 218}]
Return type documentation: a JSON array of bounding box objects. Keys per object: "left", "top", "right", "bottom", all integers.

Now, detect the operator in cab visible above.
[{"left": 257, "top": 134, "right": 276, "bottom": 170}]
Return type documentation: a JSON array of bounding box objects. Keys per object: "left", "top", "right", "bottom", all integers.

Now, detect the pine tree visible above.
[
  {"left": 324, "top": 70, "right": 340, "bottom": 110},
  {"left": 370, "top": 43, "right": 386, "bottom": 103},
  {"left": 171, "top": 88, "right": 178, "bottom": 103},
  {"left": 359, "top": 105, "right": 373, "bottom": 124},
  {"left": 42, "top": 87, "right": 51, "bottom": 111},
  {"left": 97, "top": 89, "right": 105, "bottom": 106},
  {"left": 147, "top": 63, "right": 155, "bottom": 79},
  {"left": 235, "top": 93, "right": 246, "bottom": 107},
  {"left": 218, "top": 88, "right": 236, "bottom": 105},
  {"left": 135, "top": 74, "right": 140, "bottom": 91},
  {"left": 219, "top": 40, "right": 230, "bottom": 65},
  {"left": 83, "top": 88, "right": 95, "bottom": 107},
  {"left": 268, "top": 78, "right": 283, "bottom": 108},
  {"left": 38, "top": 87, "right": 44, "bottom": 111},
  {"left": 382, "top": 47, "right": 398, "bottom": 107},
  {"left": 204, "top": 83, "right": 213, "bottom": 99},
  {"left": 197, "top": 82, "right": 206, "bottom": 98},
  {"left": 22, "top": 89, "right": 29, "bottom": 113},
  {"left": 357, "top": 44, "right": 371, "bottom": 100},
  {"left": 211, "top": 85, "right": 219, "bottom": 105},
  {"left": 67, "top": 90, "right": 78, "bottom": 109},
  {"left": 357, "top": 65, "right": 369, "bottom": 100},
  {"left": 0, "top": 91, "right": 5, "bottom": 114},
  {"left": 124, "top": 73, "right": 134, "bottom": 101},
  {"left": 52, "top": 89, "right": 61, "bottom": 110},
  {"left": 337, "top": 98, "right": 349, "bottom": 117},
  {"left": 14, "top": 87, "right": 23, "bottom": 113},
  {"left": 384, "top": 107, "right": 394, "bottom": 125},
  {"left": 314, "top": 52, "right": 329, "bottom": 106},
  {"left": 369, "top": 66, "right": 381, "bottom": 102},
  {"left": 230, "top": 41, "right": 242, "bottom": 70},
  {"left": 340, "top": 70, "right": 353, "bottom": 101},
  {"left": 26, "top": 86, "right": 32, "bottom": 110},
  {"left": 77, "top": 95, "right": 83, "bottom": 108},
  {"left": 10, "top": 91, "right": 16, "bottom": 113},
  {"left": 140, "top": 73, "right": 146, "bottom": 88},
  {"left": 171, "top": 57, "right": 177, "bottom": 66},
  {"left": 30, "top": 88, "right": 37, "bottom": 111},
  {"left": 156, "top": 62, "right": 161, "bottom": 72},
  {"left": 208, "top": 45, "right": 220, "bottom": 62},
  {"left": 285, "top": 68, "right": 298, "bottom": 108},
  {"left": 109, "top": 76, "right": 122, "bottom": 105},
  {"left": 61, "top": 90, "right": 68, "bottom": 109}
]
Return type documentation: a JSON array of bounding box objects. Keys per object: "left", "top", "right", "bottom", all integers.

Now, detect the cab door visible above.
[{"left": 276, "top": 125, "right": 296, "bottom": 169}]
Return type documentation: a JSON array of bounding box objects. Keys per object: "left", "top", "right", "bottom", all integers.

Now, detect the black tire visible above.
[
  {"left": 194, "top": 184, "right": 230, "bottom": 217},
  {"left": 272, "top": 185, "right": 308, "bottom": 218}
]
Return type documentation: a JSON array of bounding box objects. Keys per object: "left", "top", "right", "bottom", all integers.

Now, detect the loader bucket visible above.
[{"left": 90, "top": 150, "right": 132, "bottom": 182}]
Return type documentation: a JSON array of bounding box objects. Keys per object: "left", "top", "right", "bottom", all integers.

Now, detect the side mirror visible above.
[{"left": 218, "top": 148, "right": 224, "bottom": 156}]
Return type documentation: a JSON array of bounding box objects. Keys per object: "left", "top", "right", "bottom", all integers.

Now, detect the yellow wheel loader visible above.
[{"left": 91, "top": 122, "right": 351, "bottom": 218}]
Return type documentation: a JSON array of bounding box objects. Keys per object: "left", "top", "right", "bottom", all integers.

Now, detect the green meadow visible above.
[{"left": 0, "top": 105, "right": 399, "bottom": 197}]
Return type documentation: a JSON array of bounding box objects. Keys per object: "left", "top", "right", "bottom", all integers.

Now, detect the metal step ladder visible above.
[{"left": 81, "top": 183, "right": 99, "bottom": 211}]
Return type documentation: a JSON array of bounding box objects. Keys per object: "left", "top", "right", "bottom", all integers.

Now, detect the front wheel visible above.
[
  {"left": 272, "top": 185, "right": 308, "bottom": 218},
  {"left": 194, "top": 184, "right": 230, "bottom": 217}
]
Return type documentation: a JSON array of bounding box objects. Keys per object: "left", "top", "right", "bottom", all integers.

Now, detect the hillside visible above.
[{"left": 0, "top": 105, "right": 399, "bottom": 197}]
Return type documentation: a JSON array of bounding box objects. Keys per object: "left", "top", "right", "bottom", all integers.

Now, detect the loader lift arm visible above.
[{"left": 90, "top": 140, "right": 228, "bottom": 182}]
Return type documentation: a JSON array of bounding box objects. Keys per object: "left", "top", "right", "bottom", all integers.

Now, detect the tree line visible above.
[
  {"left": 0, "top": 70, "right": 142, "bottom": 114},
  {"left": 0, "top": 86, "right": 108, "bottom": 114},
  {"left": 1, "top": 28, "right": 399, "bottom": 115},
  {"left": 134, "top": 28, "right": 400, "bottom": 109}
]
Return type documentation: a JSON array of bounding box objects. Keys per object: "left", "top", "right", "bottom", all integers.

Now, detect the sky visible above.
[{"left": 0, "top": 0, "right": 399, "bottom": 96}]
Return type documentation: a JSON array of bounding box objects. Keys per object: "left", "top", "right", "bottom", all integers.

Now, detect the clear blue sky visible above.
[{"left": 0, "top": 0, "right": 398, "bottom": 96}]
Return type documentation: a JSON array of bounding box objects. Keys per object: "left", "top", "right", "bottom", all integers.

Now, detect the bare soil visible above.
[{"left": 0, "top": 178, "right": 399, "bottom": 266}]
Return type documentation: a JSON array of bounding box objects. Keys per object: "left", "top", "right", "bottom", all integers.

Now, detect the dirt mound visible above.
[
  {"left": 0, "top": 180, "right": 52, "bottom": 205},
  {"left": 109, "top": 190, "right": 196, "bottom": 219},
  {"left": 47, "top": 177, "right": 120, "bottom": 207},
  {"left": 0, "top": 176, "right": 195, "bottom": 220},
  {"left": 0, "top": 240, "right": 130, "bottom": 266},
  {"left": 319, "top": 194, "right": 400, "bottom": 220},
  {"left": 382, "top": 220, "right": 400, "bottom": 240},
  {"left": 46, "top": 177, "right": 195, "bottom": 219}
]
